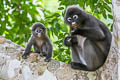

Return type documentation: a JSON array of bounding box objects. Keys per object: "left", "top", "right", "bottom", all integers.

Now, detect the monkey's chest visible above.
[
  {"left": 76, "top": 35, "right": 86, "bottom": 48},
  {"left": 74, "top": 35, "right": 87, "bottom": 65},
  {"left": 35, "top": 39, "right": 44, "bottom": 47}
]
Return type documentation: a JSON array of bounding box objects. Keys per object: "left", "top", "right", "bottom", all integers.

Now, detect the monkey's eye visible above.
[
  {"left": 38, "top": 29, "right": 42, "bottom": 33},
  {"left": 35, "top": 29, "right": 42, "bottom": 33},
  {"left": 67, "top": 17, "right": 72, "bottom": 22},
  {"left": 73, "top": 15, "right": 78, "bottom": 20}
]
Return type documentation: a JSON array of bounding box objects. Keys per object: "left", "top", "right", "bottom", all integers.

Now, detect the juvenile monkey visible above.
[{"left": 22, "top": 23, "right": 53, "bottom": 62}]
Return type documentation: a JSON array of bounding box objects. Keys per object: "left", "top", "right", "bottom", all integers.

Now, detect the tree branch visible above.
[{"left": 0, "top": 34, "right": 118, "bottom": 80}]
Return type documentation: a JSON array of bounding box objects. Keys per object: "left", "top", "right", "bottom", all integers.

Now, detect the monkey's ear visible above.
[
  {"left": 43, "top": 27, "right": 46, "bottom": 29},
  {"left": 31, "top": 26, "right": 35, "bottom": 31},
  {"left": 42, "top": 27, "right": 46, "bottom": 32}
]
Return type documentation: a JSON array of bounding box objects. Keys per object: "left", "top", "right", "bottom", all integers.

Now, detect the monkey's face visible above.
[
  {"left": 33, "top": 27, "right": 46, "bottom": 38},
  {"left": 65, "top": 6, "right": 87, "bottom": 32},
  {"left": 67, "top": 14, "right": 80, "bottom": 31},
  {"left": 31, "top": 23, "right": 46, "bottom": 38}
]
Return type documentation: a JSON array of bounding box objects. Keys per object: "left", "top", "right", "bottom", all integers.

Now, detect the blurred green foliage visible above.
[
  {"left": 0, "top": 78, "right": 4, "bottom": 80},
  {"left": 0, "top": 0, "right": 113, "bottom": 63}
]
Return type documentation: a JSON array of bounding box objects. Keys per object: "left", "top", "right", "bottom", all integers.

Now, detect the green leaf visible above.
[
  {"left": 108, "top": 14, "right": 113, "bottom": 19},
  {"left": 58, "top": 7, "right": 64, "bottom": 10},
  {"left": 103, "top": 10, "right": 107, "bottom": 19},
  {"left": 104, "top": 3, "right": 111, "bottom": 12}
]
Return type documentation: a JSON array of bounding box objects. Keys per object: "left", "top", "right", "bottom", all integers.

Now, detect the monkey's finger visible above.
[{"left": 67, "top": 38, "right": 72, "bottom": 42}]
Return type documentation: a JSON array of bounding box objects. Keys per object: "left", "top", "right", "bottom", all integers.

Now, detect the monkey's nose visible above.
[
  {"left": 72, "top": 22, "right": 77, "bottom": 29},
  {"left": 38, "top": 33, "right": 41, "bottom": 37}
]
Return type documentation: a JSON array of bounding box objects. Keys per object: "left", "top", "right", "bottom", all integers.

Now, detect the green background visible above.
[{"left": 0, "top": 0, "right": 113, "bottom": 63}]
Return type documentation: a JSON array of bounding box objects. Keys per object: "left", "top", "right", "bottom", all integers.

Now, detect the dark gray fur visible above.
[
  {"left": 64, "top": 5, "right": 112, "bottom": 71},
  {"left": 22, "top": 23, "right": 53, "bottom": 62}
]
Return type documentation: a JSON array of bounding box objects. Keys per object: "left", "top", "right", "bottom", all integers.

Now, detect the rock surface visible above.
[{"left": 0, "top": 32, "right": 118, "bottom": 80}]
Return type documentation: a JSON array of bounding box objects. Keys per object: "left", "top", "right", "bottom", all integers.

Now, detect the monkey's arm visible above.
[
  {"left": 22, "top": 37, "right": 34, "bottom": 59},
  {"left": 44, "top": 40, "right": 53, "bottom": 62},
  {"left": 72, "top": 27, "right": 105, "bottom": 40}
]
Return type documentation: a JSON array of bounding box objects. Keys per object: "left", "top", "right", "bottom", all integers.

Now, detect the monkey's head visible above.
[
  {"left": 64, "top": 5, "right": 88, "bottom": 31},
  {"left": 32, "top": 23, "right": 46, "bottom": 38}
]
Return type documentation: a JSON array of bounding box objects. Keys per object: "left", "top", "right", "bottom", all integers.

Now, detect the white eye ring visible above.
[
  {"left": 35, "top": 29, "right": 38, "bottom": 33},
  {"left": 67, "top": 17, "right": 72, "bottom": 22},
  {"left": 73, "top": 15, "right": 78, "bottom": 20},
  {"left": 35, "top": 29, "right": 42, "bottom": 33}
]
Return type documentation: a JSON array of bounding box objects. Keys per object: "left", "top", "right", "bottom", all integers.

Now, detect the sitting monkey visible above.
[
  {"left": 22, "top": 23, "right": 53, "bottom": 62},
  {"left": 64, "top": 5, "right": 112, "bottom": 71}
]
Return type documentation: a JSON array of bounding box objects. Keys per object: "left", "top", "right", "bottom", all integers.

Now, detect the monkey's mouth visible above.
[
  {"left": 71, "top": 22, "right": 78, "bottom": 32},
  {"left": 71, "top": 22, "right": 80, "bottom": 32},
  {"left": 72, "top": 22, "right": 78, "bottom": 27}
]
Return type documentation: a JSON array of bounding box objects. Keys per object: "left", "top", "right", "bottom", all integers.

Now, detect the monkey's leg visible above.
[
  {"left": 71, "top": 46, "right": 81, "bottom": 63},
  {"left": 34, "top": 45, "right": 45, "bottom": 57},
  {"left": 41, "top": 44, "right": 47, "bottom": 57},
  {"left": 34, "top": 45, "right": 40, "bottom": 53},
  {"left": 71, "top": 46, "right": 96, "bottom": 71},
  {"left": 71, "top": 45, "right": 90, "bottom": 71},
  {"left": 44, "top": 43, "right": 53, "bottom": 62}
]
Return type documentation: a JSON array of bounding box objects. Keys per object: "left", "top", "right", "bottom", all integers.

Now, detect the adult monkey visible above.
[{"left": 64, "top": 5, "right": 112, "bottom": 71}]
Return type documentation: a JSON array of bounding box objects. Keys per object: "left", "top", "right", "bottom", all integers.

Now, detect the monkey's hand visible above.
[
  {"left": 64, "top": 36, "right": 72, "bottom": 47},
  {"left": 44, "top": 58, "right": 51, "bottom": 62},
  {"left": 64, "top": 36, "right": 78, "bottom": 47}
]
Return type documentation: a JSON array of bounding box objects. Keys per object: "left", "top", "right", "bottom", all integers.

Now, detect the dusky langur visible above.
[
  {"left": 22, "top": 23, "right": 53, "bottom": 62},
  {"left": 64, "top": 5, "right": 112, "bottom": 71}
]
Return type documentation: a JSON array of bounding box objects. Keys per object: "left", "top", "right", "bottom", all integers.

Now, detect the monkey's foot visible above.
[
  {"left": 22, "top": 54, "right": 29, "bottom": 59},
  {"left": 70, "top": 62, "right": 80, "bottom": 69},
  {"left": 70, "top": 62, "right": 90, "bottom": 71},
  {"left": 39, "top": 53, "right": 44, "bottom": 57},
  {"left": 44, "top": 58, "right": 51, "bottom": 62}
]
